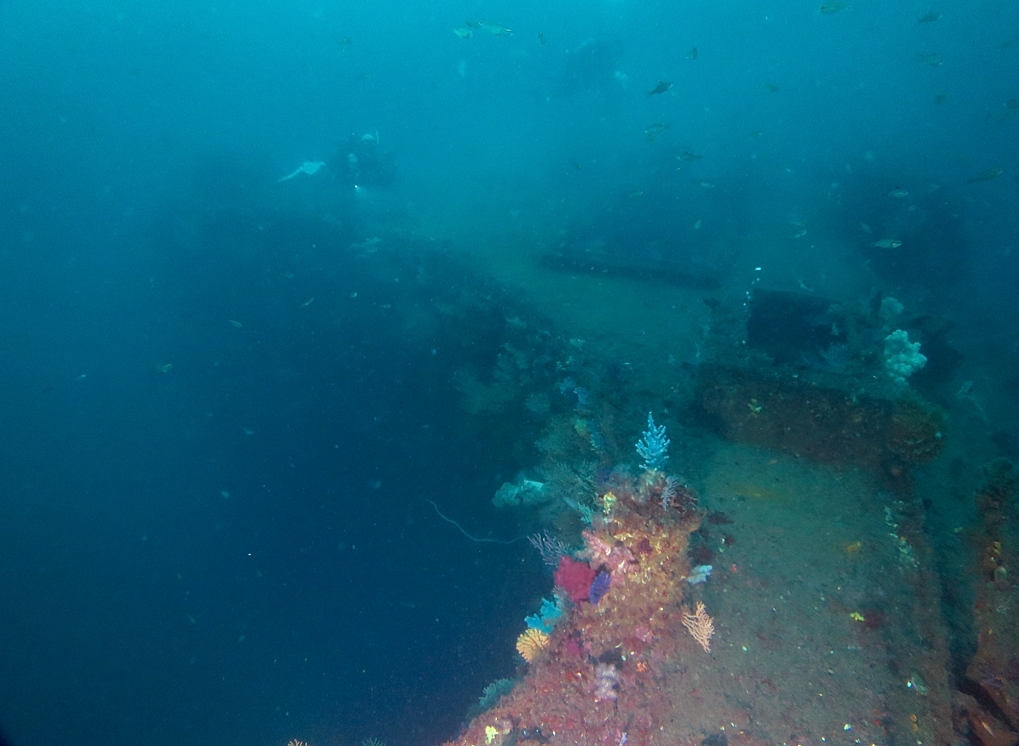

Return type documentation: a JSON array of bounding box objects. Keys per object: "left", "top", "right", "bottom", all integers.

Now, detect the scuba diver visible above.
[{"left": 331, "top": 131, "right": 396, "bottom": 188}]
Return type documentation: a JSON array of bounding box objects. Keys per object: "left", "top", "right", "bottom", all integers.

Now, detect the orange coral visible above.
[
  {"left": 682, "top": 601, "right": 715, "bottom": 652},
  {"left": 516, "top": 628, "right": 550, "bottom": 662}
]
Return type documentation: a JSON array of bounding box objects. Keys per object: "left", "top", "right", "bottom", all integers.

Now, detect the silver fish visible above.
[
  {"left": 644, "top": 122, "right": 670, "bottom": 141},
  {"left": 820, "top": 1, "right": 851, "bottom": 14},
  {"left": 872, "top": 239, "right": 903, "bottom": 249},
  {"left": 647, "top": 81, "right": 672, "bottom": 97},
  {"left": 478, "top": 21, "right": 513, "bottom": 36},
  {"left": 967, "top": 167, "right": 1003, "bottom": 183}
]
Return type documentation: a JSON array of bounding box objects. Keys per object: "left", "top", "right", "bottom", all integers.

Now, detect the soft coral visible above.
[{"left": 554, "top": 556, "right": 597, "bottom": 603}]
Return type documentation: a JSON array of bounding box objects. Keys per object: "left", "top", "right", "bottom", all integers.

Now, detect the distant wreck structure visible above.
[{"left": 693, "top": 289, "right": 958, "bottom": 485}]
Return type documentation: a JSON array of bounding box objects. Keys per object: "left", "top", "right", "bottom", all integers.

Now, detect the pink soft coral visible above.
[
  {"left": 554, "top": 556, "right": 597, "bottom": 603},
  {"left": 582, "top": 531, "right": 636, "bottom": 575}
]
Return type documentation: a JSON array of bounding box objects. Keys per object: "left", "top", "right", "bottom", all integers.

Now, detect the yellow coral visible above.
[
  {"left": 515, "top": 628, "right": 550, "bottom": 662},
  {"left": 682, "top": 601, "right": 715, "bottom": 653}
]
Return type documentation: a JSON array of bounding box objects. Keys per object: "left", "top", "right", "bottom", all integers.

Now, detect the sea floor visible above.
[{"left": 672, "top": 439, "right": 950, "bottom": 746}]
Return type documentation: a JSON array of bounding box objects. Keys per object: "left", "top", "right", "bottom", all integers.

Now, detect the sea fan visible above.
[{"left": 516, "top": 629, "right": 550, "bottom": 662}]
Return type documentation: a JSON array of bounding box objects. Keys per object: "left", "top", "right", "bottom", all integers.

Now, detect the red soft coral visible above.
[{"left": 554, "top": 556, "right": 597, "bottom": 603}]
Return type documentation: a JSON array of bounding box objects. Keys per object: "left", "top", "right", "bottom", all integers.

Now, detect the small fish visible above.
[
  {"left": 228, "top": 319, "right": 243, "bottom": 328},
  {"left": 888, "top": 188, "right": 910, "bottom": 198},
  {"left": 967, "top": 167, "right": 1003, "bottom": 183},
  {"left": 677, "top": 151, "right": 702, "bottom": 161},
  {"left": 792, "top": 229, "right": 808, "bottom": 239},
  {"left": 465, "top": 18, "right": 482, "bottom": 28},
  {"left": 156, "top": 363, "right": 174, "bottom": 374},
  {"left": 687, "top": 47, "right": 698, "bottom": 61},
  {"left": 478, "top": 21, "right": 513, "bottom": 36},
  {"left": 820, "top": 1, "right": 851, "bottom": 14},
  {"left": 763, "top": 83, "right": 780, "bottom": 93},
  {"left": 538, "top": 32, "right": 547, "bottom": 45},
  {"left": 339, "top": 36, "right": 353, "bottom": 45},
  {"left": 647, "top": 81, "right": 672, "bottom": 97},
  {"left": 918, "top": 11, "right": 942, "bottom": 22},
  {"left": 872, "top": 239, "right": 903, "bottom": 249},
  {"left": 300, "top": 297, "right": 315, "bottom": 307},
  {"left": 860, "top": 222, "right": 872, "bottom": 233},
  {"left": 644, "top": 122, "right": 670, "bottom": 141},
  {"left": 694, "top": 219, "right": 702, "bottom": 229},
  {"left": 917, "top": 52, "right": 942, "bottom": 67},
  {"left": 694, "top": 180, "right": 715, "bottom": 188},
  {"left": 452, "top": 28, "right": 472, "bottom": 39},
  {"left": 934, "top": 92, "right": 947, "bottom": 104},
  {"left": 746, "top": 130, "right": 764, "bottom": 140}
]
